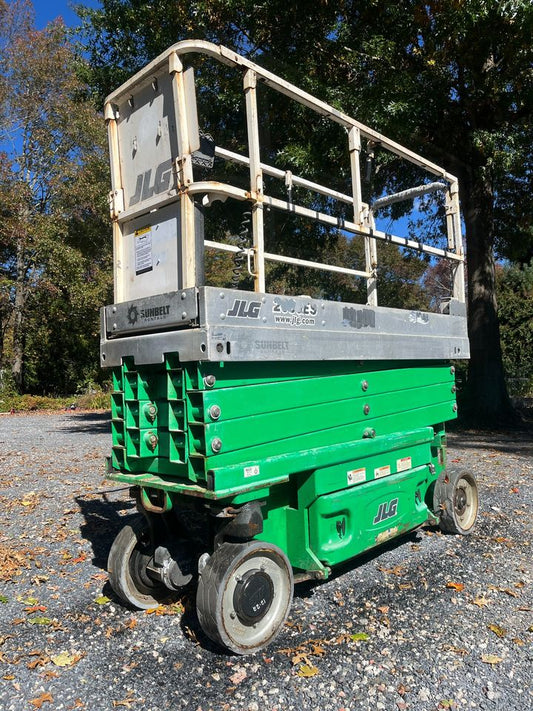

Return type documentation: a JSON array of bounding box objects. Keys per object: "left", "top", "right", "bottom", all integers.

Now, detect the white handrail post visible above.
[
  {"left": 446, "top": 180, "right": 465, "bottom": 303},
  {"left": 349, "top": 127, "right": 377, "bottom": 305},
  {"left": 170, "top": 51, "right": 197, "bottom": 289},
  {"left": 244, "top": 69, "right": 265, "bottom": 293},
  {"left": 105, "top": 101, "right": 126, "bottom": 302}
]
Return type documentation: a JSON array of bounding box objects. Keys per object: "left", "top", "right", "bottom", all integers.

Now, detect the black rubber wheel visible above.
[
  {"left": 196, "top": 541, "right": 293, "bottom": 655},
  {"left": 108, "top": 516, "right": 168, "bottom": 609},
  {"left": 434, "top": 470, "right": 479, "bottom": 535}
]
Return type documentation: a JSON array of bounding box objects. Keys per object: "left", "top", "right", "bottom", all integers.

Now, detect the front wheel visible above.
[
  {"left": 108, "top": 515, "right": 168, "bottom": 609},
  {"left": 196, "top": 541, "right": 293, "bottom": 655},
  {"left": 434, "top": 470, "right": 479, "bottom": 535}
]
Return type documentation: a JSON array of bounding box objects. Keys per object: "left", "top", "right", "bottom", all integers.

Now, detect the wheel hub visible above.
[
  {"left": 130, "top": 548, "right": 161, "bottom": 593},
  {"left": 233, "top": 569, "right": 274, "bottom": 626},
  {"left": 454, "top": 488, "right": 467, "bottom": 516}
]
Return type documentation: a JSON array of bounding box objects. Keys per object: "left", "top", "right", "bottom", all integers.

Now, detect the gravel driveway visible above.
[{"left": 0, "top": 411, "right": 531, "bottom": 710}]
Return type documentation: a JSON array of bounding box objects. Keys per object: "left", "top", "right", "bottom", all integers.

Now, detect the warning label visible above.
[
  {"left": 347, "top": 467, "right": 366, "bottom": 486},
  {"left": 135, "top": 226, "right": 153, "bottom": 275},
  {"left": 396, "top": 456, "right": 412, "bottom": 472},
  {"left": 374, "top": 464, "right": 391, "bottom": 479}
]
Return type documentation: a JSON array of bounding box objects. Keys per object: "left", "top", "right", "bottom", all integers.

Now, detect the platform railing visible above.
[{"left": 105, "top": 40, "right": 465, "bottom": 307}]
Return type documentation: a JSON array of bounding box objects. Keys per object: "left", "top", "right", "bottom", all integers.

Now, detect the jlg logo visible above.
[
  {"left": 226, "top": 299, "right": 261, "bottom": 319},
  {"left": 130, "top": 159, "right": 173, "bottom": 206},
  {"left": 373, "top": 497, "right": 398, "bottom": 525}
]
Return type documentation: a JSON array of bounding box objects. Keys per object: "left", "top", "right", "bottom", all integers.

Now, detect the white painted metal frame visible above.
[{"left": 105, "top": 40, "right": 466, "bottom": 306}]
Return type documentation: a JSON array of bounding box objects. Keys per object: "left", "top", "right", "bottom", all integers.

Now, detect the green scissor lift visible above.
[{"left": 101, "top": 41, "right": 478, "bottom": 654}]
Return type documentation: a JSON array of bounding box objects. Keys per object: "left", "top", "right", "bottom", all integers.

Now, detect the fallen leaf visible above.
[
  {"left": 94, "top": 596, "right": 110, "bottom": 605},
  {"left": 27, "top": 617, "right": 53, "bottom": 626},
  {"left": 27, "top": 651, "right": 49, "bottom": 669},
  {"left": 29, "top": 692, "right": 54, "bottom": 708},
  {"left": 297, "top": 663, "right": 319, "bottom": 677},
  {"left": 442, "top": 644, "right": 468, "bottom": 656},
  {"left": 379, "top": 565, "right": 406, "bottom": 576},
  {"left": 310, "top": 643, "right": 326, "bottom": 656},
  {"left": 144, "top": 605, "right": 165, "bottom": 615},
  {"left": 481, "top": 654, "right": 504, "bottom": 665},
  {"left": 0, "top": 595, "right": 7, "bottom": 603},
  {"left": 19, "top": 596, "right": 39, "bottom": 605},
  {"left": 472, "top": 596, "right": 491, "bottom": 608},
  {"left": 291, "top": 652, "right": 311, "bottom": 666},
  {"left": 229, "top": 668, "right": 247, "bottom": 685},
  {"left": 350, "top": 632, "right": 370, "bottom": 642},
  {"left": 112, "top": 693, "right": 144, "bottom": 708},
  {"left": 446, "top": 582, "right": 465, "bottom": 592},
  {"left": 70, "top": 553, "right": 87, "bottom": 565},
  {"left": 0, "top": 543, "right": 31, "bottom": 580},
  {"left": 488, "top": 623, "right": 507, "bottom": 638},
  {"left": 50, "top": 651, "right": 84, "bottom": 668}
]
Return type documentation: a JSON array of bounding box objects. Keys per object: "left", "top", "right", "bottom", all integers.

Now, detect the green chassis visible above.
[{"left": 107, "top": 356, "right": 456, "bottom": 581}]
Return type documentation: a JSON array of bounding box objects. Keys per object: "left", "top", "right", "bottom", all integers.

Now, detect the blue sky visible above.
[{"left": 34, "top": 0, "right": 99, "bottom": 30}]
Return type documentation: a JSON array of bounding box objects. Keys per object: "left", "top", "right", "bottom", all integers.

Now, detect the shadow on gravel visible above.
[
  {"left": 447, "top": 426, "right": 533, "bottom": 457},
  {"left": 75, "top": 492, "right": 135, "bottom": 569},
  {"left": 62, "top": 411, "right": 111, "bottom": 435},
  {"left": 294, "top": 526, "right": 426, "bottom": 601}
]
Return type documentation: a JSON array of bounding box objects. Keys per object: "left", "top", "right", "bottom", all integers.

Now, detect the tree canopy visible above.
[
  {"left": 78, "top": 0, "right": 533, "bottom": 425},
  {"left": 1, "top": 0, "right": 531, "bottom": 426},
  {"left": 0, "top": 0, "right": 111, "bottom": 394}
]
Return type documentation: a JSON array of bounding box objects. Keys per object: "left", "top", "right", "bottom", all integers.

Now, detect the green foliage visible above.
[
  {"left": 497, "top": 261, "right": 533, "bottom": 396},
  {"left": 77, "top": 0, "right": 532, "bottom": 425},
  {"left": 0, "top": 2, "right": 112, "bottom": 395},
  {"left": 0, "top": 374, "right": 111, "bottom": 412}
]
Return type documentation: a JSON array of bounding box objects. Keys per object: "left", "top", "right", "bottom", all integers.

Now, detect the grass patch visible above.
[{"left": 0, "top": 384, "right": 111, "bottom": 413}]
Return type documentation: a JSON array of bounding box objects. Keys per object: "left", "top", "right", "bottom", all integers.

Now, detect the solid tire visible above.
[
  {"left": 434, "top": 470, "right": 479, "bottom": 535},
  {"left": 108, "top": 515, "right": 168, "bottom": 609},
  {"left": 196, "top": 541, "right": 293, "bottom": 655}
]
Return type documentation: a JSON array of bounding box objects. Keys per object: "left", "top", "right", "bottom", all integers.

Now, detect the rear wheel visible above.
[
  {"left": 434, "top": 470, "right": 479, "bottom": 534},
  {"left": 196, "top": 541, "right": 293, "bottom": 655},
  {"left": 108, "top": 516, "right": 168, "bottom": 609}
]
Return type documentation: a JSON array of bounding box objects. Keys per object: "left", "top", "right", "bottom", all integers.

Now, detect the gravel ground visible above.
[{"left": 0, "top": 411, "right": 531, "bottom": 711}]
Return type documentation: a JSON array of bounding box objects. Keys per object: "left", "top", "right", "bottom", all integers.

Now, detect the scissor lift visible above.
[{"left": 101, "top": 41, "right": 478, "bottom": 654}]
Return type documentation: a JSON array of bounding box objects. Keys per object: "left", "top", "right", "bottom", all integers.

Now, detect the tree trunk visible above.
[
  {"left": 11, "top": 234, "right": 26, "bottom": 392},
  {"left": 459, "top": 168, "right": 516, "bottom": 426}
]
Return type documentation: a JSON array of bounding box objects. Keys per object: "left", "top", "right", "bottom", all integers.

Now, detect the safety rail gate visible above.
[{"left": 101, "top": 40, "right": 468, "bottom": 367}]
